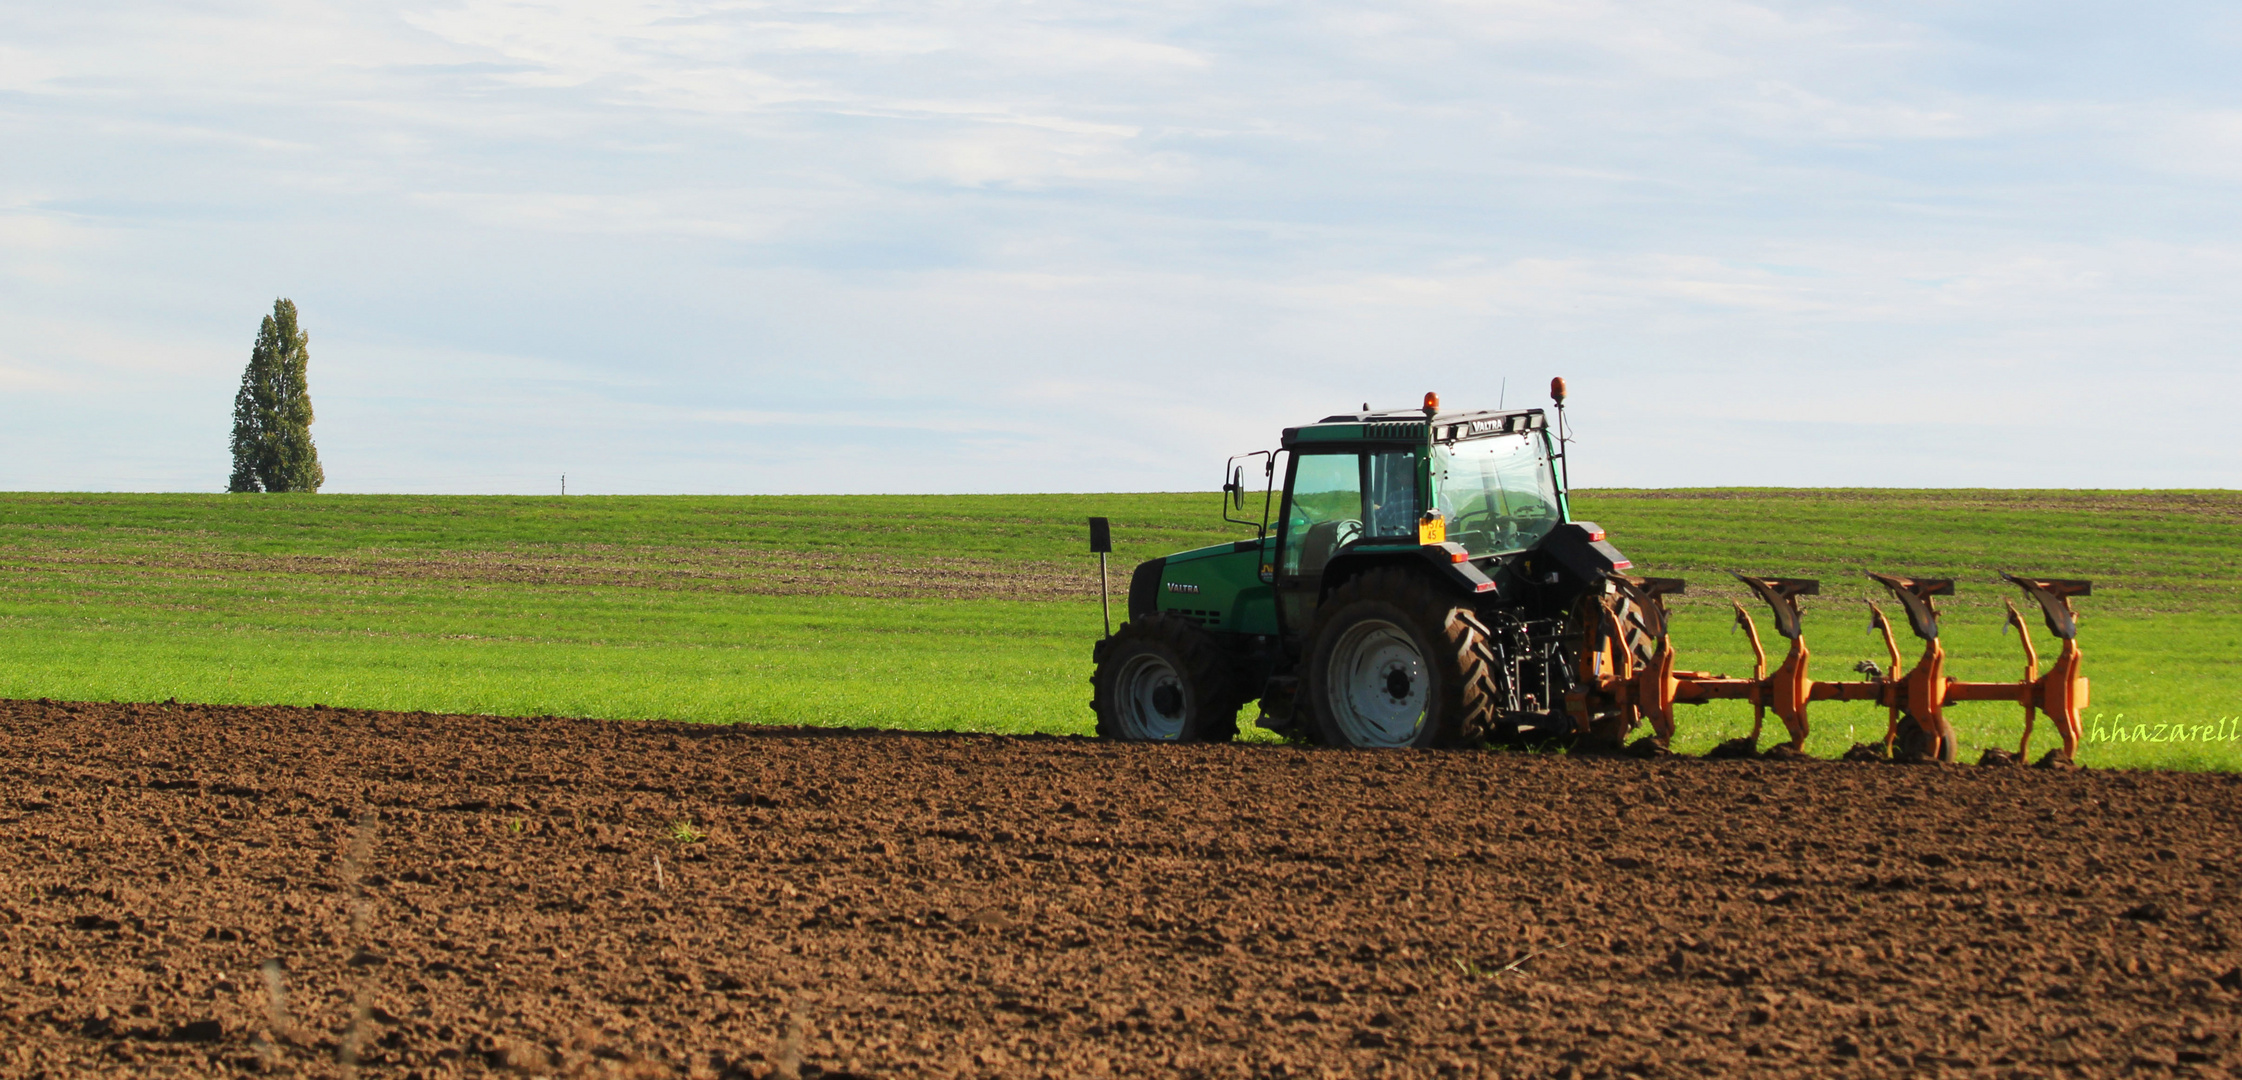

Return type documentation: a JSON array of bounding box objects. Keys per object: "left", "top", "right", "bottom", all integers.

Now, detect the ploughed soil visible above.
[{"left": 5, "top": 700, "right": 2241, "bottom": 1079}]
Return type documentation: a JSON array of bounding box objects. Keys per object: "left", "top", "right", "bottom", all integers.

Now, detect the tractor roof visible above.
[{"left": 1282, "top": 407, "right": 1547, "bottom": 449}]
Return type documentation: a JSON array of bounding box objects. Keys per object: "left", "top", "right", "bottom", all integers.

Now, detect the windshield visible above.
[{"left": 1431, "top": 434, "right": 1561, "bottom": 556}]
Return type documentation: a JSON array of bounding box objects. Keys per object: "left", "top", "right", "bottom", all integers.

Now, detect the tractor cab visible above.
[{"left": 1270, "top": 401, "right": 1569, "bottom": 634}]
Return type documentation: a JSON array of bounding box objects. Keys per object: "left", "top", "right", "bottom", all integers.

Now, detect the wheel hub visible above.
[
  {"left": 1151, "top": 684, "right": 1184, "bottom": 717},
  {"left": 1325, "top": 617, "right": 1429, "bottom": 748},
  {"left": 1114, "top": 652, "right": 1189, "bottom": 741}
]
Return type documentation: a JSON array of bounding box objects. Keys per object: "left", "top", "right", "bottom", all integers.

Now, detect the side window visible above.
[
  {"left": 1281, "top": 453, "right": 1364, "bottom": 577},
  {"left": 1362, "top": 450, "right": 1419, "bottom": 539}
]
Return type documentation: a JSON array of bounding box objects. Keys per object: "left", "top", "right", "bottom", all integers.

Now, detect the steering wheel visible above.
[
  {"left": 1510, "top": 500, "right": 1555, "bottom": 522},
  {"left": 1449, "top": 506, "right": 1494, "bottom": 533},
  {"left": 1447, "top": 504, "right": 1553, "bottom": 552}
]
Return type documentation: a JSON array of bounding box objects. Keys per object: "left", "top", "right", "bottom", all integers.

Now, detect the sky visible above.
[{"left": 2, "top": 0, "right": 2237, "bottom": 494}]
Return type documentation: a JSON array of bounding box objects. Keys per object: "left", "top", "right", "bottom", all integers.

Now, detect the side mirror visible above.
[{"left": 1221, "top": 448, "right": 1277, "bottom": 538}]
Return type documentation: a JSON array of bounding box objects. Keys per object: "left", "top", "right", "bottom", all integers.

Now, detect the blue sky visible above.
[{"left": 2, "top": 1, "right": 2236, "bottom": 493}]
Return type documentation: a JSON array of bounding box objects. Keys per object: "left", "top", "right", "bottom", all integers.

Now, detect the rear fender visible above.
[
  {"left": 1321, "top": 546, "right": 1497, "bottom": 603},
  {"left": 1532, "top": 521, "right": 1632, "bottom": 589}
]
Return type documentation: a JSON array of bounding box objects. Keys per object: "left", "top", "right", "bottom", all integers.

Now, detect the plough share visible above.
[{"left": 1571, "top": 571, "right": 2092, "bottom": 764}]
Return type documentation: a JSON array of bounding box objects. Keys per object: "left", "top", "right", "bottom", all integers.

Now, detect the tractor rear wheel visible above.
[
  {"left": 1301, "top": 567, "right": 1500, "bottom": 749},
  {"left": 1091, "top": 615, "right": 1240, "bottom": 743},
  {"left": 1568, "top": 585, "right": 1663, "bottom": 750}
]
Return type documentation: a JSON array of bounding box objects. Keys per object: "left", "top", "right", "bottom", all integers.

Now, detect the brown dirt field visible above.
[{"left": 5, "top": 699, "right": 2240, "bottom": 1080}]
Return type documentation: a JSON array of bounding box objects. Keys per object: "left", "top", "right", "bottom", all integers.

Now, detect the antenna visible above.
[{"left": 1498, "top": 377, "right": 1506, "bottom": 409}]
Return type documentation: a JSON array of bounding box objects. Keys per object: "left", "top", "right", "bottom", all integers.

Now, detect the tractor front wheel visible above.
[
  {"left": 1091, "top": 615, "right": 1240, "bottom": 743},
  {"left": 1302, "top": 567, "right": 1500, "bottom": 749}
]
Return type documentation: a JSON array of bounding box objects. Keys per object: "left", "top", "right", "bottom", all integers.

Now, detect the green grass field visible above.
[{"left": 2, "top": 490, "right": 2235, "bottom": 770}]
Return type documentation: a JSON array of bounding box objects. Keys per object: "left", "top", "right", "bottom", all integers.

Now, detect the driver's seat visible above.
[{"left": 1297, "top": 518, "right": 1361, "bottom": 577}]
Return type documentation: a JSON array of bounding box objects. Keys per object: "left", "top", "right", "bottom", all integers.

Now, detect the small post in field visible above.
[{"left": 1088, "top": 517, "right": 1113, "bottom": 639}]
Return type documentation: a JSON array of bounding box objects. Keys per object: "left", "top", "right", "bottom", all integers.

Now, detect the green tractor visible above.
[{"left": 1090, "top": 380, "right": 1653, "bottom": 749}]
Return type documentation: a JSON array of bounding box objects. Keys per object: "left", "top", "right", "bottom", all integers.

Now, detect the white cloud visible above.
[
  {"left": 406, "top": 190, "right": 789, "bottom": 238},
  {"left": 2133, "top": 107, "right": 2242, "bottom": 181},
  {"left": 0, "top": 363, "right": 70, "bottom": 391},
  {"left": 0, "top": 43, "right": 66, "bottom": 91}
]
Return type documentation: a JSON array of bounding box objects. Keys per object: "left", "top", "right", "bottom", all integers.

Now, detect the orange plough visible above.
[{"left": 1571, "top": 570, "right": 2092, "bottom": 763}]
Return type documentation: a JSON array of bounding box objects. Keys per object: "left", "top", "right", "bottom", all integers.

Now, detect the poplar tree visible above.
[{"left": 226, "top": 299, "right": 325, "bottom": 493}]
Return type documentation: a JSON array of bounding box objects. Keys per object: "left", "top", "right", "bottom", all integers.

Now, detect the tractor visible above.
[
  {"left": 1090, "top": 380, "right": 1645, "bottom": 749},
  {"left": 1088, "top": 379, "right": 2095, "bottom": 763}
]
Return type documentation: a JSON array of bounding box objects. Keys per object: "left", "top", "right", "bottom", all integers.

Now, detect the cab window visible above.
[
  {"left": 1281, "top": 450, "right": 1420, "bottom": 576},
  {"left": 1431, "top": 433, "right": 1561, "bottom": 556},
  {"left": 1363, "top": 450, "right": 1418, "bottom": 539},
  {"left": 1281, "top": 453, "right": 1361, "bottom": 577}
]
